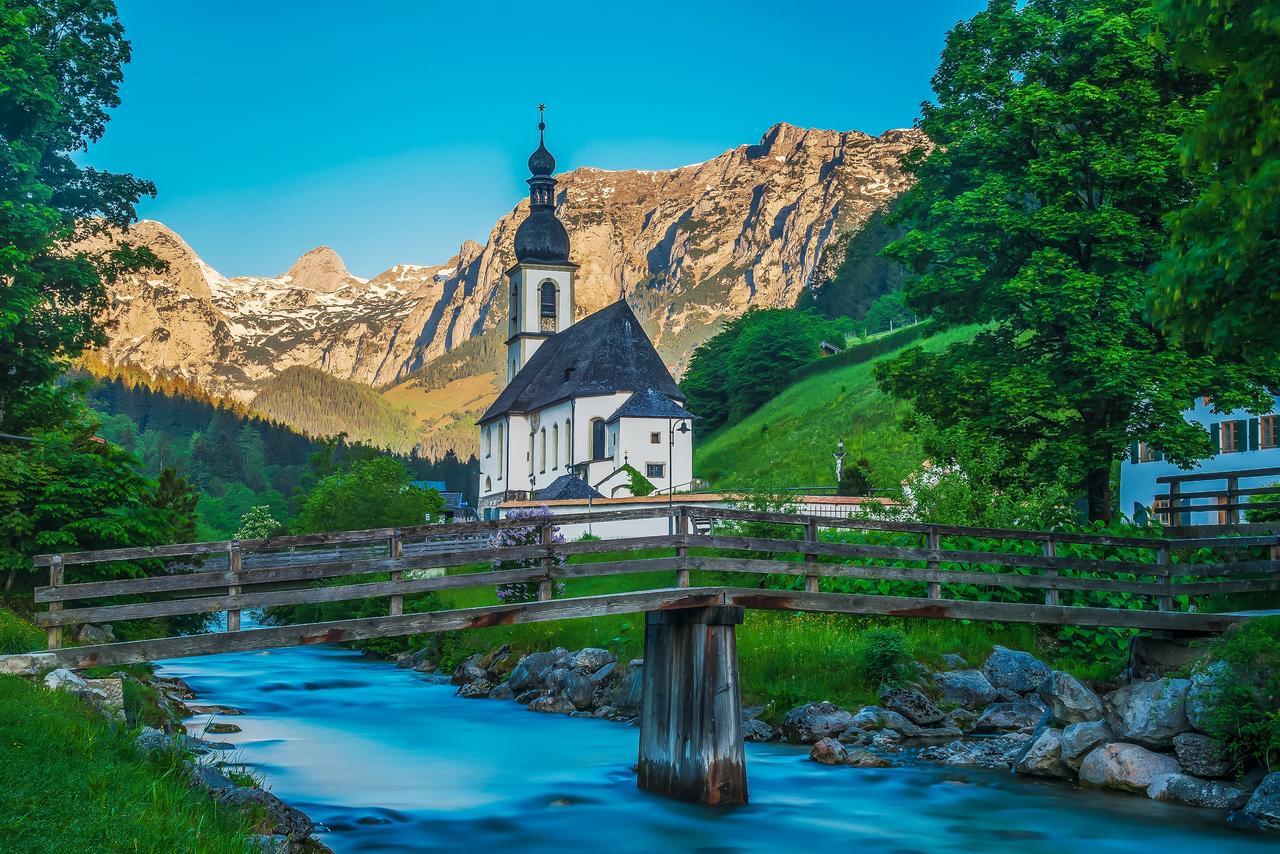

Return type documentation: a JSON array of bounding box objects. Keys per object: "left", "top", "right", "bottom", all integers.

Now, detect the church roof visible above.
[
  {"left": 480, "top": 300, "right": 684, "bottom": 423},
  {"left": 606, "top": 388, "right": 694, "bottom": 423},
  {"left": 536, "top": 474, "right": 603, "bottom": 501}
]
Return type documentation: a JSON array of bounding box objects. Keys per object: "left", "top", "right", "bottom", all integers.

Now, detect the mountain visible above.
[{"left": 85, "top": 122, "right": 926, "bottom": 456}]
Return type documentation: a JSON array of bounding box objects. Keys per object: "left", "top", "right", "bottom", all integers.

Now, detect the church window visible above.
[
  {"left": 484, "top": 476, "right": 492, "bottom": 492},
  {"left": 539, "top": 281, "right": 557, "bottom": 332},
  {"left": 650, "top": 432, "right": 661, "bottom": 444},
  {"left": 552, "top": 423, "right": 559, "bottom": 469},
  {"left": 497, "top": 423, "right": 504, "bottom": 477},
  {"left": 591, "top": 418, "right": 605, "bottom": 460},
  {"left": 565, "top": 418, "right": 572, "bottom": 464},
  {"left": 529, "top": 433, "right": 535, "bottom": 474},
  {"left": 484, "top": 426, "right": 491, "bottom": 458},
  {"left": 510, "top": 283, "right": 519, "bottom": 333},
  {"left": 646, "top": 463, "right": 665, "bottom": 479},
  {"left": 539, "top": 428, "right": 547, "bottom": 472}
]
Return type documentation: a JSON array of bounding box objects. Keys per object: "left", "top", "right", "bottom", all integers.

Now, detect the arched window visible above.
[
  {"left": 551, "top": 423, "right": 559, "bottom": 469},
  {"left": 496, "top": 422, "right": 504, "bottom": 478},
  {"left": 591, "top": 418, "right": 606, "bottom": 460},
  {"left": 484, "top": 476, "right": 492, "bottom": 492},
  {"left": 484, "top": 426, "right": 491, "bottom": 458},
  {"left": 539, "top": 280, "right": 557, "bottom": 332},
  {"left": 510, "top": 282, "right": 520, "bottom": 334},
  {"left": 565, "top": 418, "right": 572, "bottom": 465},
  {"left": 528, "top": 431, "right": 535, "bottom": 475},
  {"left": 539, "top": 428, "right": 547, "bottom": 472}
]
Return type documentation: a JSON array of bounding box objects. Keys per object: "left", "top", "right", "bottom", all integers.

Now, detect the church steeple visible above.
[{"left": 507, "top": 106, "right": 577, "bottom": 382}]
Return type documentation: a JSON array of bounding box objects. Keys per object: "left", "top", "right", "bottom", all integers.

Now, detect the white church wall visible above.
[{"left": 613, "top": 416, "right": 694, "bottom": 494}]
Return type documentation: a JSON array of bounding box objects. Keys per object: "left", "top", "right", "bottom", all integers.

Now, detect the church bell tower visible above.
[{"left": 506, "top": 106, "right": 578, "bottom": 382}]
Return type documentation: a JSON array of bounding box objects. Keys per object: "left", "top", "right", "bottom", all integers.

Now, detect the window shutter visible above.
[
  {"left": 1153, "top": 448, "right": 1163, "bottom": 462},
  {"left": 1248, "top": 417, "right": 1260, "bottom": 451},
  {"left": 1210, "top": 422, "right": 1220, "bottom": 453},
  {"left": 1129, "top": 442, "right": 1140, "bottom": 464}
]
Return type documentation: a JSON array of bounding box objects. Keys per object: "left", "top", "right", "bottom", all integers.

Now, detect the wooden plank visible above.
[
  {"left": 926, "top": 526, "right": 941, "bottom": 600},
  {"left": 804, "top": 518, "right": 820, "bottom": 594},
  {"left": 1157, "top": 543, "right": 1173, "bottom": 612},
  {"left": 1155, "top": 485, "right": 1280, "bottom": 502},
  {"left": 1157, "top": 465, "right": 1280, "bottom": 484},
  {"left": 538, "top": 523, "right": 554, "bottom": 602},
  {"left": 388, "top": 531, "right": 404, "bottom": 617},
  {"left": 675, "top": 507, "right": 691, "bottom": 589},
  {"left": 41, "top": 588, "right": 728, "bottom": 669},
  {"left": 720, "top": 588, "right": 1252, "bottom": 633},
  {"left": 46, "top": 556, "right": 63, "bottom": 650},
  {"left": 226, "top": 546, "right": 242, "bottom": 632},
  {"left": 1043, "top": 539, "right": 1059, "bottom": 607}
]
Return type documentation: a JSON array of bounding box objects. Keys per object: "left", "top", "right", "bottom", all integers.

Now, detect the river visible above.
[{"left": 160, "top": 645, "right": 1270, "bottom": 853}]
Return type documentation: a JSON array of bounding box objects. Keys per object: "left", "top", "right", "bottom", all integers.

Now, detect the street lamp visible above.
[{"left": 669, "top": 418, "right": 690, "bottom": 533}]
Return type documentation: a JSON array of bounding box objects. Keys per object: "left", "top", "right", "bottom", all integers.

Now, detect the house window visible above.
[
  {"left": 591, "top": 418, "right": 605, "bottom": 460},
  {"left": 646, "top": 463, "right": 665, "bottom": 479},
  {"left": 1138, "top": 442, "right": 1160, "bottom": 463},
  {"left": 650, "top": 432, "right": 661, "bottom": 444},
  {"left": 1262, "top": 416, "right": 1278, "bottom": 450},
  {"left": 1220, "top": 420, "right": 1242, "bottom": 453},
  {"left": 552, "top": 423, "right": 559, "bottom": 469}
]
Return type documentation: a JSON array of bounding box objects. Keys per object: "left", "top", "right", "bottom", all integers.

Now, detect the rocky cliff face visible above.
[{"left": 88, "top": 122, "right": 925, "bottom": 439}]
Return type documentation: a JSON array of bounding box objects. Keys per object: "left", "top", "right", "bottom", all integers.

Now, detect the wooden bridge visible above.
[{"left": 18, "top": 505, "right": 1280, "bottom": 805}]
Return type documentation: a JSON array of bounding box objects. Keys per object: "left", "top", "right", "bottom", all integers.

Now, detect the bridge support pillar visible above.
[{"left": 637, "top": 606, "right": 747, "bottom": 805}]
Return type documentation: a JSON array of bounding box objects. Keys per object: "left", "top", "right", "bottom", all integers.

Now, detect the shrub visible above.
[
  {"left": 491, "top": 506, "right": 565, "bottom": 603},
  {"left": 1199, "top": 616, "right": 1280, "bottom": 770},
  {"left": 850, "top": 627, "right": 912, "bottom": 688}
]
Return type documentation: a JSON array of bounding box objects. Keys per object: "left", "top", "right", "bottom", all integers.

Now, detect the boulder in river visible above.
[
  {"left": 1148, "top": 773, "right": 1249, "bottom": 810},
  {"left": 561, "top": 670, "right": 596, "bottom": 710},
  {"left": 1241, "top": 772, "right": 1280, "bottom": 832},
  {"left": 974, "top": 701, "right": 1045, "bottom": 732},
  {"left": 507, "top": 648, "right": 568, "bottom": 694},
  {"left": 1013, "top": 727, "right": 1071, "bottom": 779},
  {"left": 809, "top": 737, "right": 848, "bottom": 765},
  {"left": 878, "top": 686, "right": 945, "bottom": 725},
  {"left": 488, "top": 683, "right": 515, "bottom": 701},
  {"left": 567, "top": 648, "right": 615, "bottom": 672},
  {"left": 1171, "top": 732, "right": 1233, "bottom": 778},
  {"left": 220, "top": 787, "right": 314, "bottom": 840},
  {"left": 1105, "top": 678, "right": 1191, "bottom": 749},
  {"left": 982, "top": 646, "right": 1050, "bottom": 694},
  {"left": 932, "top": 670, "right": 997, "bottom": 708},
  {"left": 919, "top": 733, "right": 1032, "bottom": 769},
  {"left": 1061, "top": 719, "right": 1113, "bottom": 769},
  {"left": 610, "top": 660, "right": 644, "bottom": 716},
  {"left": 782, "top": 702, "right": 858, "bottom": 743},
  {"left": 527, "top": 695, "right": 577, "bottom": 715},
  {"left": 1078, "top": 743, "right": 1180, "bottom": 794},
  {"left": 1037, "top": 670, "right": 1104, "bottom": 725},
  {"left": 457, "top": 678, "right": 494, "bottom": 698},
  {"left": 1184, "top": 661, "right": 1230, "bottom": 733}
]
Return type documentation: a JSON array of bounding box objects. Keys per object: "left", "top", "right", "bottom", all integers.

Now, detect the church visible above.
[{"left": 476, "top": 117, "right": 694, "bottom": 517}]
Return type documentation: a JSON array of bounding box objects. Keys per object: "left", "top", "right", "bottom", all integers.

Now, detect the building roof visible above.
[
  {"left": 606, "top": 388, "right": 694, "bottom": 423},
  {"left": 535, "top": 474, "right": 604, "bottom": 501},
  {"left": 480, "top": 300, "right": 684, "bottom": 422}
]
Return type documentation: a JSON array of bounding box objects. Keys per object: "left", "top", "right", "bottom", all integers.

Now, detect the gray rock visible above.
[
  {"left": 933, "top": 670, "right": 997, "bottom": 708},
  {"left": 743, "top": 718, "right": 774, "bottom": 742},
  {"left": 451, "top": 654, "right": 487, "bottom": 686},
  {"left": 134, "top": 727, "right": 176, "bottom": 758},
  {"left": 506, "top": 648, "right": 568, "bottom": 694},
  {"left": 919, "top": 734, "right": 1032, "bottom": 769},
  {"left": 589, "top": 661, "right": 617, "bottom": 684},
  {"left": 939, "top": 653, "right": 969, "bottom": 671},
  {"left": 845, "top": 748, "right": 896, "bottom": 768},
  {"left": 1037, "top": 670, "right": 1104, "bottom": 725},
  {"left": 809, "top": 737, "right": 848, "bottom": 765},
  {"left": 1079, "top": 743, "right": 1181, "bottom": 793},
  {"left": 915, "top": 725, "right": 964, "bottom": 739},
  {"left": 204, "top": 722, "right": 241, "bottom": 734},
  {"left": 189, "top": 764, "right": 238, "bottom": 793},
  {"left": 1014, "top": 727, "right": 1072, "bottom": 779},
  {"left": 975, "top": 701, "right": 1045, "bottom": 732},
  {"left": 982, "top": 646, "right": 1051, "bottom": 694},
  {"left": 1127, "top": 635, "right": 1201, "bottom": 682},
  {"left": 1243, "top": 772, "right": 1280, "bottom": 832},
  {"left": 567, "top": 648, "right": 615, "bottom": 672},
  {"left": 876, "top": 708, "right": 923, "bottom": 737},
  {"left": 1149, "top": 772, "right": 1249, "bottom": 810},
  {"left": 220, "top": 787, "right": 313, "bottom": 839},
  {"left": 77, "top": 623, "right": 115, "bottom": 645},
  {"left": 593, "top": 705, "right": 615, "bottom": 718},
  {"left": 782, "top": 702, "right": 858, "bottom": 743},
  {"left": 181, "top": 735, "right": 234, "bottom": 754},
  {"left": 1061, "top": 719, "right": 1113, "bottom": 769},
  {"left": 488, "top": 683, "right": 515, "bottom": 701},
  {"left": 609, "top": 660, "right": 644, "bottom": 715},
  {"left": 457, "top": 678, "right": 494, "bottom": 698},
  {"left": 527, "top": 695, "right": 576, "bottom": 715},
  {"left": 1172, "top": 732, "right": 1233, "bottom": 778},
  {"left": 879, "top": 686, "right": 945, "bottom": 725},
  {"left": 941, "top": 708, "right": 977, "bottom": 732},
  {"left": 0, "top": 652, "right": 57, "bottom": 677},
  {"left": 1105, "top": 678, "right": 1191, "bottom": 749},
  {"left": 544, "top": 667, "right": 570, "bottom": 695},
  {"left": 514, "top": 689, "right": 539, "bottom": 705},
  {"left": 44, "top": 668, "right": 89, "bottom": 694},
  {"left": 871, "top": 730, "right": 904, "bottom": 752},
  {"left": 561, "top": 670, "right": 596, "bottom": 710},
  {"left": 848, "top": 706, "right": 883, "bottom": 730},
  {"left": 1185, "top": 661, "right": 1229, "bottom": 733},
  {"left": 837, "top": 727, "right": 872, "bottom": 746},
  {"left": 246, "top": 834, "right": 290, "bottom": 854}
]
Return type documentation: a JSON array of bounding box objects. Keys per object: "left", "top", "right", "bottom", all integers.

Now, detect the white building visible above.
[{"left": 476, "top": 117, "right": 693, "bottom": 517}]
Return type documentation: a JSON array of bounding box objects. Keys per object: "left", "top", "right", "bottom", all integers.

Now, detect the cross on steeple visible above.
[{"left": 537, "top": 103, "right": 546, "bottom": 134}]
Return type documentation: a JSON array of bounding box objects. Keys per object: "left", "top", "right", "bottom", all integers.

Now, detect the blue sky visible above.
[{"left": 86, "top": 1, "right": 984, "bottom": 277}]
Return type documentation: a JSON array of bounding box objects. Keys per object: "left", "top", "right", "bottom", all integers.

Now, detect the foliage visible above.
[
  {"left": 0, "top": 607, "right": 43, "bottom": 654},
  {"left": 783, "top": 320, "right": 933, "bottom": 384},
  {"left": 1198, "top": 617, "right": 1280, "bottom": 769},
  {"left": 857, "top": 290, "right": 915, "bottom": 337},
  {"left": 1149, "top": 0, "right": 1280, "bottom": 362},
  {"left": 149, "top": 468, "right": 198, "bottom": 544},
  {"left": 235, "top": 506, "right": 282, "bottom": 540},
  {"left": 292, "top": 456, "right": 444, "bottom": 534},
  {"left": 681, "top": 308, "right": 852, "bottom": 434},
  {"left": 877, "top": 0, "right": 1280, "bottom": 521},
  {"left": 836, "top": 457, "right": 874, "bottom": 497},
  {"left": 250, "top": 365, "right": 419, "bottom": 452},
  {"left": 490, "top": 506, "right": 565, "bottom": 604},
  {"left": 849, "top": 627, "right": 913, "bottom": 688},
  {"left": 622, "top": 464, "right": 656, "bottom": 498},
  {"left": 799, "top": 205, "right": 908, "bottom": 321},
  {"left": 0, "top": 673, "right": 254, "bottom": 851},
  {"left": 1246, "top": 483, "right": 1280, "bottom": 524},
  {"left": 0, "top": 0, "right": 158, "bottom": 424}
]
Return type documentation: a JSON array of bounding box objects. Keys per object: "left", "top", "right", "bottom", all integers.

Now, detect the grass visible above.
[
  {"left": 0, "top": 607, "right": 44, "bottom": 655},
  {"left": 693, "top": 325, "right": 980, "bottom": 491},
  {"left": 0, "top": 674, "right": 255, "bottom": 853}
]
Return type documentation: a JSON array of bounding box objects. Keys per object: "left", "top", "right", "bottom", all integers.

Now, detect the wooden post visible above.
[
  {"left": 926, "top": 526, "right": 941, "bottom": 600},
  {"left": 389, "top": 530, "right": 404, "bottom": 616},
  {"left": 1156, "top": 542, "right": 1173, "bottom": 612},
  {"left": 46, "top": 555, "right": 64, "bottom": 650},
  {"left": 226, "top": 545, "right": 242, "bottom": 632},
  {"left": 537, "top": 522, "right": 554, "bottom": 602},
  {"left": 675, "top": 506, "right": 691, "bottom": 588},
  {"left": 1226, "top": 476, "right": 1239, "bottom": 526},
  {"left": 1042, "top": 537, "right": 1059, "bottom": 607},
  {"left": 804, "top": 517, "right": 820, "bottom": 594},
  {"left": 637, "top": 606, "right": 747, "bottom": 805},
  {"left": 1169, "top": 480, "right": 1183, "bottom": 530}
]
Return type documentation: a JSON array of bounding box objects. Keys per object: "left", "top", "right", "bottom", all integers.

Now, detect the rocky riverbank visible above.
[
  {"left": 432, "top": 641, "right": 1279, "bottom": 834},
  {"left": 30, "top": 663, "right": 330, "bottom": 853}
]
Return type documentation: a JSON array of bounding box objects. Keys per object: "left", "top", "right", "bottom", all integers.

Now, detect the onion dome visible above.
[{"left": 514, "top": 106, "right": 571, "bottom": 264}]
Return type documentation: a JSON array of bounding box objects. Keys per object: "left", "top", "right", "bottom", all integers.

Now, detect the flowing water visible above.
[{"left": 161, "top": 645, "right": 1270, "bottom": 853}]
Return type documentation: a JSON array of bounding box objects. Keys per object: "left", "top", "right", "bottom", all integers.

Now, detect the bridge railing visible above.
[{"left": 28, "top": 505, "right": 1280, "bottom": 664}]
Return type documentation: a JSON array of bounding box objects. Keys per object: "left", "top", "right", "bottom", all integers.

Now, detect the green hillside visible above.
[
  {"left": 251, "top": 366, "right": 419, "bottom": 452},
  {"left": 693, "top": 326, "right": 978, "bottom": 492}
]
